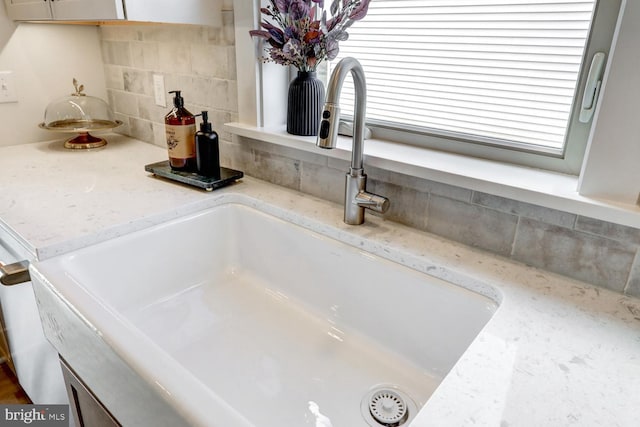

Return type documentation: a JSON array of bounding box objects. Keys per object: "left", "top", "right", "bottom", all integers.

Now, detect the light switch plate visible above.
[
  {"left": 0, "top": 71, "right": 17, "bottom": 103},
  {"left": 153, "top": 74, "right": 166, "bottom": 107}
]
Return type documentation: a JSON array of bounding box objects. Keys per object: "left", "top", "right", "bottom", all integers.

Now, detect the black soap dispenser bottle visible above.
[{"left": 195, "top": 111, "right": 221, "bottom": 179}]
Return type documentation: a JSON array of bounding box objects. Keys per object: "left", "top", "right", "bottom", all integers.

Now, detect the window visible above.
[{"left": 329, "top": 0, "right": 621, "bottom": 173}]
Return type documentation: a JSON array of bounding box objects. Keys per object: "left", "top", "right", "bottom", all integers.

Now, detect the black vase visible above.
[{"left": 287, "top": 71, "right": 325, "bottom": 136}]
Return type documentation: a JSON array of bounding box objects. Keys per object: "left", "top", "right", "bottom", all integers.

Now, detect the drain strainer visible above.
[
  {"left": 361, "top": 385, "right": 417, "bottom": 427},
  {"left": 369, "top": 389, "right": 407, "bottom": 425}
]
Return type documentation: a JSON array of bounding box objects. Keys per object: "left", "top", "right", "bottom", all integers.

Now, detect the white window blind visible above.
[{"left": 330, "top": 0, "right": 597, "bottom": 153}]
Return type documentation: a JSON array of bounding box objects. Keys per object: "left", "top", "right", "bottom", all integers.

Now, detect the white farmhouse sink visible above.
[{"left": 32, "top": 202, "right": 497, "bottom": 426}]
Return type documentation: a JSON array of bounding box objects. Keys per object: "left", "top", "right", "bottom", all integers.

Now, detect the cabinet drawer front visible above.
[{"left": 4, "top": 0, "right": 52, "bottom": 21}]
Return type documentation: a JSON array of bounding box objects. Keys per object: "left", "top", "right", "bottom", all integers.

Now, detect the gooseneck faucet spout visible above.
[{"left": 316, "top": 57, "right": 389, "bottom": 225}]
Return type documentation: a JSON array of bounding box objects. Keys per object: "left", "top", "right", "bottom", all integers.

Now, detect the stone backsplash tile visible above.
[
  {"left": 245, "top": 137, "right": 327, "bottom": 167},
  {"left": 219, "top": 10, "right": 235, "bottom": 45},
  {"left": 129, "top": 118, "right": 154, "bottom": 144},
  {"left": 427, "top": 195, "right": 518, "bottom": 256},
  {"left": 300, "top": 161, "right": 343, "bottom": 204},
  {"left": 247, "top": 149, "right": 301, "bottom": 191},
  {"left": 624, "top": 252, "right": 640, "bottom": 297},
  {"left": 512, "top": 218, "right": 636, "bottom": 293},
  {"left": 101, "top": 40, "right": 131, "bottom": 66},
  {"left": 210, "top": 111, "right": 237, "bottom": 142},
  {"left": 228, "top": 138, "right": 640, "bottom": 296},
  {"left": 227, "top": 46, "right": 238, "bottom": 80},
  {"left": 99, "top": 25, "right": 138, "bottom": 41},
  {"left": 137, "top": 96, "right": 166, "bottom": 123},
  {"left": 472, "top": 192, "right": 577, "bottom": 228},
  {"left": 575, "top": 216, "right": 640, "bottom": 245},
  {"left": 423, "top": 179, "right": 473, "bottom": 203},
  {"left": 226, "top": 139, "right": 257, "bottom": 173},
  {"left": 377, "top": 168, "right": 472, "bottom": 202},
  {"left": 158, "top": 43, "right": 192, "bottom": 74},
  {"left": 113, "top": 113, "right": 131, "bottom": 136},
  {"left": 100, "top": 22, "right": 238, "bottom": 150},
  {"left": 151, "top": 123, "right": 166, "bottom": 149},
  {"left": 141, "top": 25, "right": 209, "bottom": 44},
  {"left": 190, "top": 45, "right": 234, "bottom": 79},
  {"left": 108, "top": 90, "right": 138, "bottom": 117},
  {"left": 123, "top": 69, "right": 152, "bottom": 96},
  {"left": 130, "top": 41, "right": 160, "bottom": 70},
  {"left": 104, "top": 65, "right": 124, "bottom": 90},
  {"left": 327, "top": 157, "right": 351, "bottom": 173},
  {"left": 370, "top": 180, "right": 429, "bottom": 231}
]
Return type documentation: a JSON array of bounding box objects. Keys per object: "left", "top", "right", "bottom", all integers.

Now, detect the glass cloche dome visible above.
[{"left": 39, "top": 79, "right": 122, "bottom": 149}]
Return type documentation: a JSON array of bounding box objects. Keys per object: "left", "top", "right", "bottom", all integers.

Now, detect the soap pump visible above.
[
  {"left": 195, "top": 111, "right": 220, "bottom": 179},
  {"left": 165, "top": 90, "right": 196, "bottom": 171}
]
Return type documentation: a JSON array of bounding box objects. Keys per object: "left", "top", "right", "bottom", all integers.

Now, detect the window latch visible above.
[{"left": 579, "top": 52, "right": 606, "bottom": 123}]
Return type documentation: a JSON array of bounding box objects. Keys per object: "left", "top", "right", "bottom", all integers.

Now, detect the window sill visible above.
[{"left": 225, "top": 122, "right": 640, "bottom": 229}]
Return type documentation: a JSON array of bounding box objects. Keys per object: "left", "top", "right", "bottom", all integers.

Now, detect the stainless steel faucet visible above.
[{"left": 316, "top": 57, "right": 390, "bottom": 225}]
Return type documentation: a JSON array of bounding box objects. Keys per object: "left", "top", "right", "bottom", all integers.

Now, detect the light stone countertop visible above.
[{"left": 1, "top": 135, "right": 639, "bottom": 426}]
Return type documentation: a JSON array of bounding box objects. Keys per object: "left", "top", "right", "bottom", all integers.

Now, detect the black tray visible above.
[{"left": 145, "top": 160, "right": 243, "bottom": 192}]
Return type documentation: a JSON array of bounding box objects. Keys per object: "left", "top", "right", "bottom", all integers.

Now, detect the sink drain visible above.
[
  {"left": 361, "top": 385, "right": 417, "bottom": 427},
  {"left": 369, "top": 389, "right": 407, "bottom": 425}
]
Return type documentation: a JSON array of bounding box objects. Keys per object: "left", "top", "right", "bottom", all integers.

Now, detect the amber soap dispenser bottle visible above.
[{"left": 165, "top": 90, "right": 196, "bottom": 171}]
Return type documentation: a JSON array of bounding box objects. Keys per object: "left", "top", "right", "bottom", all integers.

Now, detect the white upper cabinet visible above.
[
  {"left": 4, "top": 0, "right": 221, "bottom": 25},
  {"left": 50, "top": 0, "right": 125, "bottom": 21},
  {"left": 4, "top": 0, "right": 54, "bottom": 21},
  {"left": 126, "top": 0, "right": 222, "bottom": 26}
]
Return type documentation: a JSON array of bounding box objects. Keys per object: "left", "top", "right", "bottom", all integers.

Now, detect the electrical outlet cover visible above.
[
  {"left": 153, "top": 74, "right": 166, "bottom": 107},
  {"left": 0, "top": 71, "right": 18, "bottom": 103}
]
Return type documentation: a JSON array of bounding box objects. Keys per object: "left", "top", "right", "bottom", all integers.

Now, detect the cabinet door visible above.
[
  {"left": 50, "top": 0, "right": 124, "bottom": 20},
  {"left": 60, "top": 359, "right": 121, "bottom": 427},
  {"left": 4, "top": 0, "right": 53, "bottom": 21},
  {"left": 125, "top": 0, "right": 222, "bottom": 26}
]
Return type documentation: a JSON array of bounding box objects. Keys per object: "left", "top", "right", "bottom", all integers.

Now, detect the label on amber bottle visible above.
[{"left": 165, "top": 124, "right": 196, "bottom": 159}]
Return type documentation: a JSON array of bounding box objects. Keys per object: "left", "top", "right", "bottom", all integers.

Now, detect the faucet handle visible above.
[{"left": 355, "top": 191, "right": 390, "bottom": 214}]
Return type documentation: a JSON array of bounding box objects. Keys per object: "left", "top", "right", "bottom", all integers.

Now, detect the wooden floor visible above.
[{"left": 0, "top": 362, "right": 31, "bottom": 404}]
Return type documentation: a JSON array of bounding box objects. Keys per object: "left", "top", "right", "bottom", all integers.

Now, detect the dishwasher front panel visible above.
[{"left": 0, "top": 236, "right": 68, "bottom": 405}]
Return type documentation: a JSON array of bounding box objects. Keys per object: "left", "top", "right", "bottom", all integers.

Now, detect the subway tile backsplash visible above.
[
  {"left": 99, "top": 16, "right": 640, "bottom": 298},
  {"left": 100, "top": 16, "right": 238, "bottom": 148},
  {"left": 223, "top": 137, "right": 640, "bottom": 298},
  {"left": 512, "top": 218, "right": 637, "bottom": 293}
]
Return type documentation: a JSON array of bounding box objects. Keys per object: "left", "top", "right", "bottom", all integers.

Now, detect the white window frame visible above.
[
  {"left": 232, "top": 0, "right": 640, "bottom": 208},
  {"left": 326, "top": 0, "right": 622, "bottom": 175}
]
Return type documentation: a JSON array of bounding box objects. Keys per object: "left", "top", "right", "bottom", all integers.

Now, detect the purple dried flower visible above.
[
  {"left": 331, "top": 29, "right": 349, "bottom": 42},
  {"left": 289, "top": 0, "right": 310, "bottom": 21},
  {"left": 270, "top": 50, "right": 291, "bottom": 66},
  {"left": 250, "top": 0, "right": 371, "bottom": 71},
  {"left": 304, "top": 28, "right": 322, "bottom": 44},
  {"left": 326, "top": 14, "right": 342, "bottom": 31},
  {"left": 268, "top": 29, "right": 285, "bottom": 45},
  {"left": 274, "top": 0, "right": 290, "bottom": 13},
  {"left": 283, "top": 39, "right": 303, "bottom": 59},
  {"left": 325, "top": 38, "right": 339, "bottom": 60},
  {"left": 284, "top": 25, "right": 300, "bottom": 41},
  {"left": 349, "top": 0, "right": 370, "bottom": 21},
  {"left": 249, "top": 30, "right": 271, "bottom": 39}
]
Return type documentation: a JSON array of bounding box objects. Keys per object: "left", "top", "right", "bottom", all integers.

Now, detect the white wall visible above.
[{"left": 0, "top": 8, "right": 106, "bottom": 146}]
